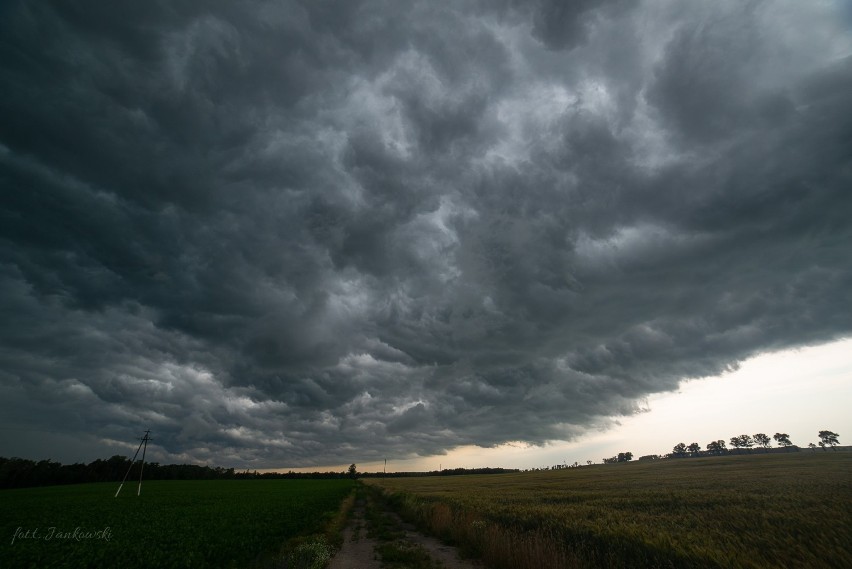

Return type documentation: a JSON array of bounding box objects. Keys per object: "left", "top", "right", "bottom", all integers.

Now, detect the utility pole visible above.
[
  {"left": 114, "top": 430, "right": 151, "bottom": 498},
  {"left": 137, "top": 430, "right": 150, "bottom": 496}
]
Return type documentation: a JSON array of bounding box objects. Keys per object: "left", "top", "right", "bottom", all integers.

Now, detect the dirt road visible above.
[
  {"left": 329, "top": 492, "right": 483, "bottom": 569},
  {"left": 328, "top": 502, "right": 380, "bottom": 569}
]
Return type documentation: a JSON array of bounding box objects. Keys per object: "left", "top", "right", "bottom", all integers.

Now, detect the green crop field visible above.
[
  {"left": 367, "top": 452, "right": 852, "bottom": 568},
  {"left": 0, "top": 479, "right": 353, "bottom": 569}
]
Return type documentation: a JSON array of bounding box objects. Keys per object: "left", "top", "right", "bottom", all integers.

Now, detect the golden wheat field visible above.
[{"left": 367, "top": 451, "right": 852, "bottom": 568}]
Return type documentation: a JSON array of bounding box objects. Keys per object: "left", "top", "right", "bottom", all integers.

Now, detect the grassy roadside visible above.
[{"left": 367, "top": 452, "right": 852, "bottom": 568}]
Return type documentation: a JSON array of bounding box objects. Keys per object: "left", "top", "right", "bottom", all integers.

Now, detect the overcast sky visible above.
[{"left": 1, "top": 0, "right": 851, "bottom": 470}]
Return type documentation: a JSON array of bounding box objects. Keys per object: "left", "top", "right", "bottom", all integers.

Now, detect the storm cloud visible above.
[{"left": 1, "top": 0, "right": 850, "bottom": 467}]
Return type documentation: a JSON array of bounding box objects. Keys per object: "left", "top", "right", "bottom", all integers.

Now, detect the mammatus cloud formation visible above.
[{"left": 1, "top": 0, "right": 850, "bottom": 467}]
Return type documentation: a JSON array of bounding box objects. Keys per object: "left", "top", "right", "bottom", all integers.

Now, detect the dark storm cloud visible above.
[{"left": 1, "top": 0, "right": 850, "bottom": 467}]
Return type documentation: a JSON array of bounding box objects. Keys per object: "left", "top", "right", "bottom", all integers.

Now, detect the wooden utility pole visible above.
[
  {"left": 137, "top": 430, "right": 150, "bottom": 496},
  {"left": 114, "top": 430, "right": 151, "bottom": 498}
]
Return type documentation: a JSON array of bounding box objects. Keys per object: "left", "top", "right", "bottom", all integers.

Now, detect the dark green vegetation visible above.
[
  {"left": 1, "top": 479, "right": 353, "bottom": 569},
  {"left": 367, "top": 452, "right": 852, "bottom": 568}
]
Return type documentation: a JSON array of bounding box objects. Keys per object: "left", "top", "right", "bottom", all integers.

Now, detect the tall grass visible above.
[{"left": 367, "top": 452, "right": 852, "bottom": 568}]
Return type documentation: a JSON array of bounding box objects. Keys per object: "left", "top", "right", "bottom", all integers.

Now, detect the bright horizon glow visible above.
[{"left": 268, "top": 337, "right": 852, "bottom": 473}]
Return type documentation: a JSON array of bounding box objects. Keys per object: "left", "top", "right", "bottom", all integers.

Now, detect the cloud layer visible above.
[{"left": 1, "top": 0, "right": 851, "bottom": 467}]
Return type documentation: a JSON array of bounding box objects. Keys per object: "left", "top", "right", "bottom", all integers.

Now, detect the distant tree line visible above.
[
  {"left": 0, "top": 456, "right": 523, "bottom": 489},
  {"left": 602, "top": 452, "right": 634, "bottom": 464},
  {"left": 357, "top": 467, "right": 520, "bottom": 478},
  {"left": 0, "top": 456, "right": 359, "bottom": 490},
  {"left": 665, "top": 430, "right": 840, "bottom": 459},
  {"left": 567, "top": 430, "right": 842, "bottom": 468},
  {"left": 0, "top": 456, "right": 228, "bottom": 489}
]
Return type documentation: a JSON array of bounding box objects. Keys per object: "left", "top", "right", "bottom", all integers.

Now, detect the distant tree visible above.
[
  {"left": 773, "top": 433, "right": 792, "bottom": 451},
  {"left": 731, "top": 435, "right": 754, "bottom": 453},
  {"left": 687, "top": 443, "right": 701, "bottom": 456},
  {"left": 602, "top": 456, "right": 618, "bottom": 464},
  {"left": 672, "top": 443, "right": 688, "bottom": 457},
  {"left": 753, "top": 433, "right": 771, "bottom": 450},
  {"left": 617, "top": 452, "right": 633, "bottom": 462},
  {"left": 348, "top": 464, "right": 357, "bottom": 479},
  {"left": 818, "top": 431, "right": 839, "bottom": 451},
  {"left": 808, "top": 443, "right": 817, "bottom": 452},
  {"left": 586, "top": 460, "right": 593, "bottom": 466},
  {"left": 706, "top": 440, "right": 727, "bottom": 455}
]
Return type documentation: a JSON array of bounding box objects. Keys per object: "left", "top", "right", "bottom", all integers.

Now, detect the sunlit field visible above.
[
  {"left": 367, "top": 452, "right": 852, "bottom": 568},
  {"left": 0, "top": 479, "right": 353, "bottom": 569}
]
